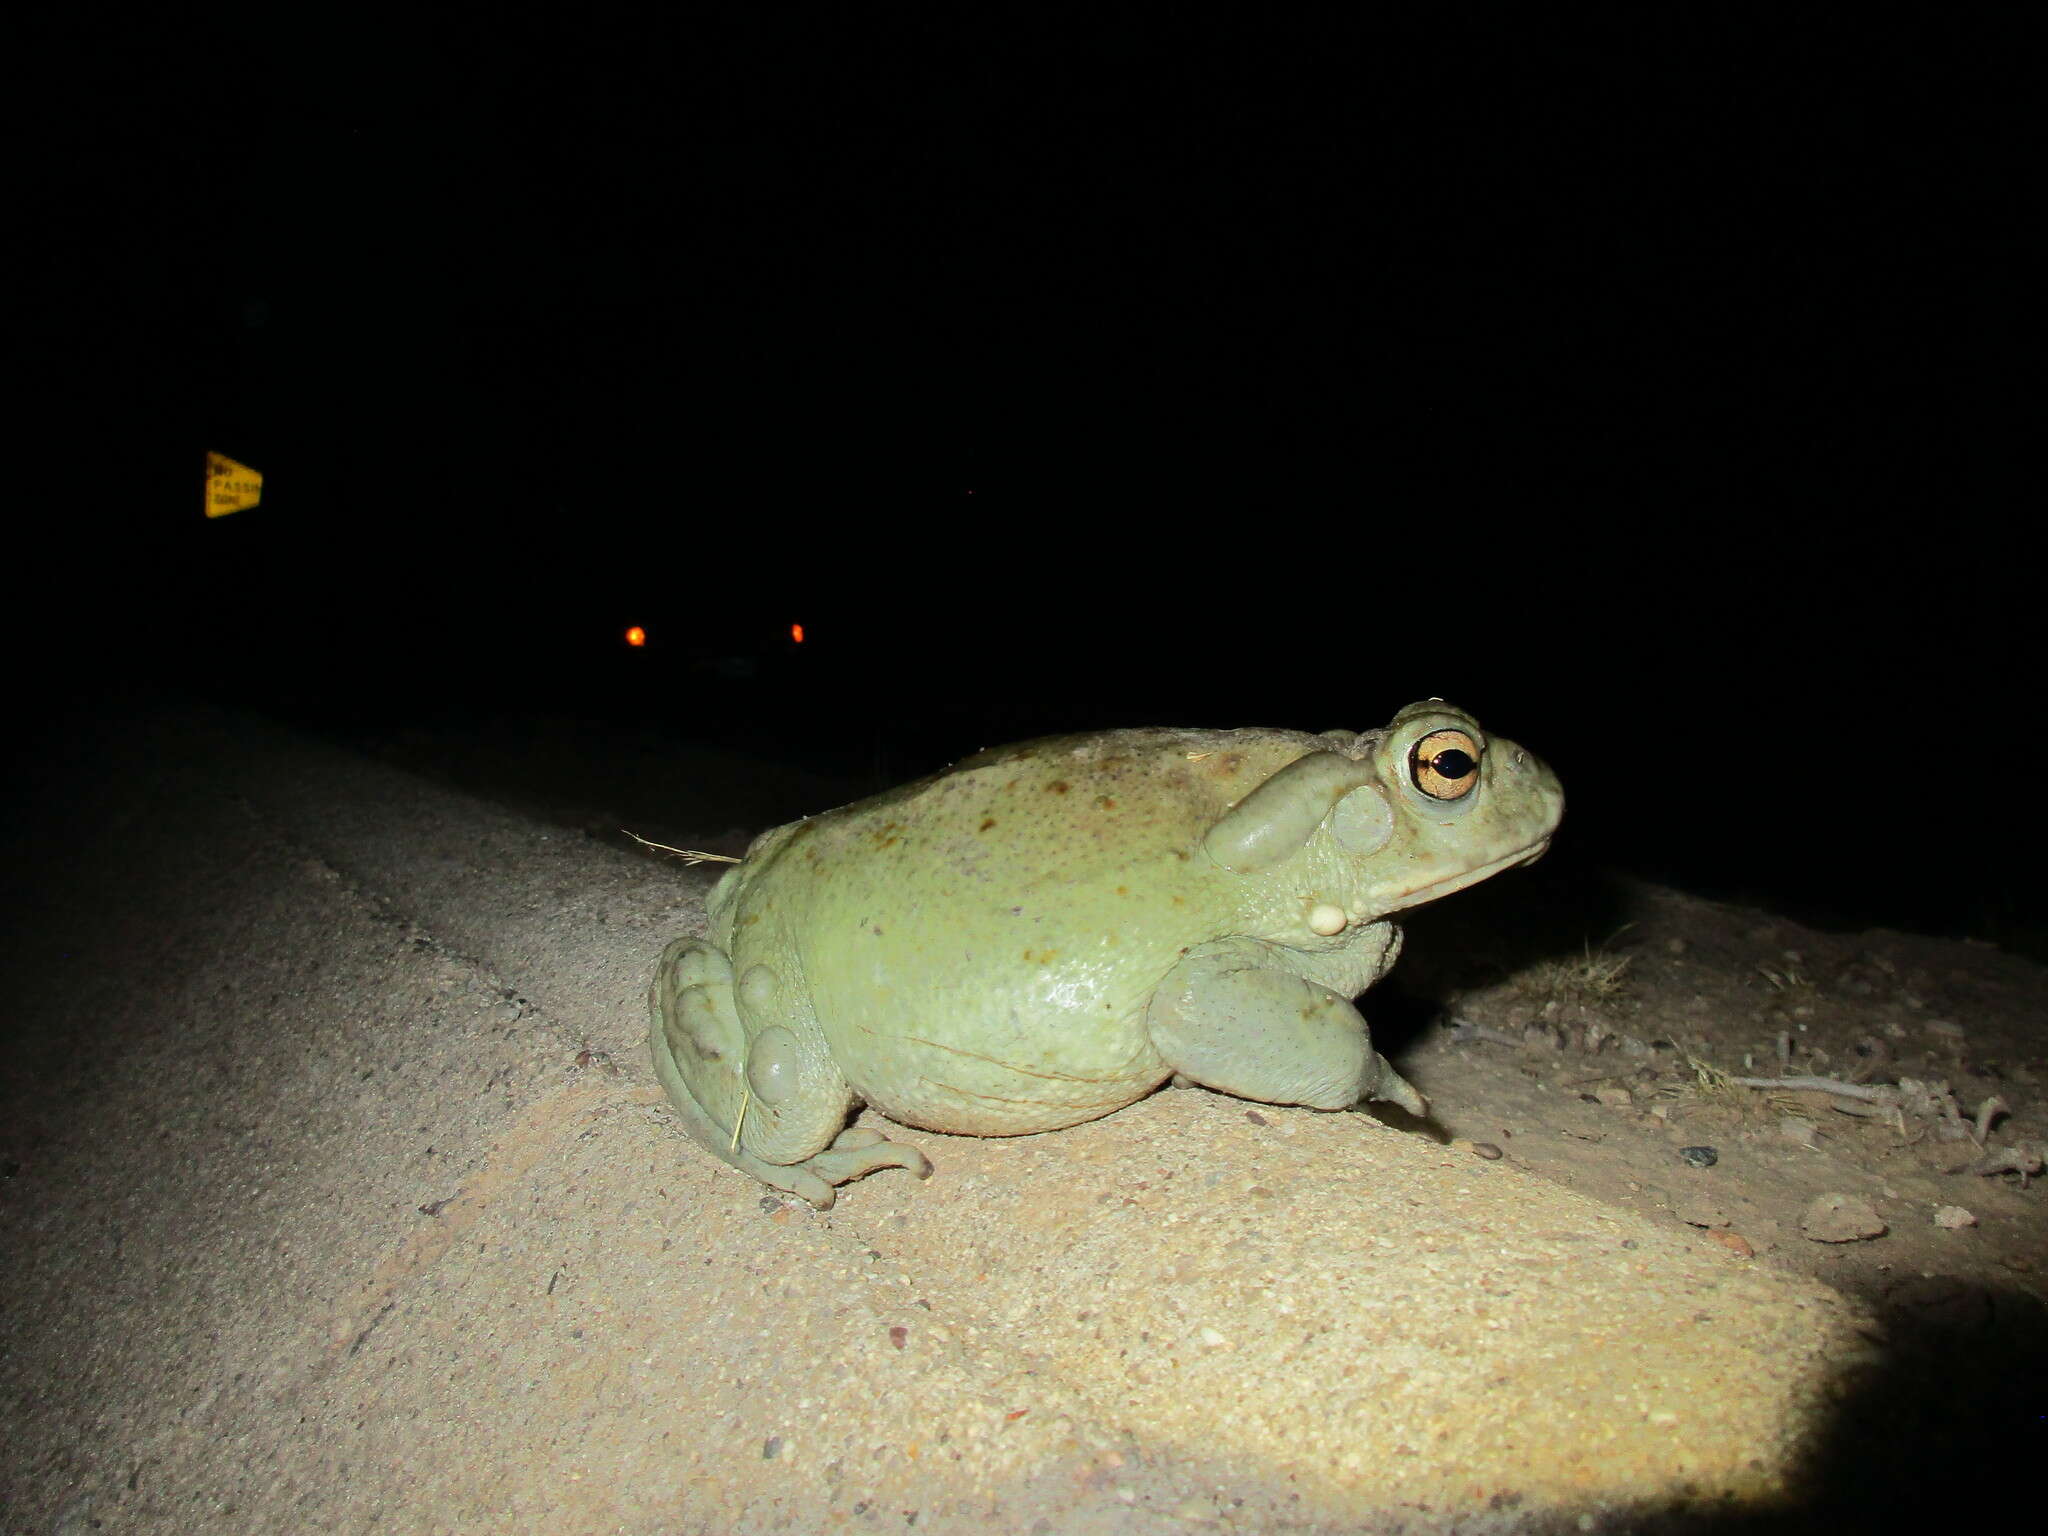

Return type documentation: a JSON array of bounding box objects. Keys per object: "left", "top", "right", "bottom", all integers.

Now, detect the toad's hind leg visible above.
[{"left": 648, "top": 936, "right": 932, "bottom": 1208}]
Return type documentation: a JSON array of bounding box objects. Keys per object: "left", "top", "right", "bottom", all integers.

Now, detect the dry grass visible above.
[{"left": 1521, "top": 925, "right": 1636, "bottom": 1005}]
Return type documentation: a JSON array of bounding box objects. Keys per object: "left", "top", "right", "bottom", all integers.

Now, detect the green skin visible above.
[{"left": 650, "top": 699, "right": 1564, "bottom": 1207}]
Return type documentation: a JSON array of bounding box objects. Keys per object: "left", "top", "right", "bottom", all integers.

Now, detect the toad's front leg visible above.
[{"left": 1144, "top": 937, "right": 1427, "bottom": 1118}]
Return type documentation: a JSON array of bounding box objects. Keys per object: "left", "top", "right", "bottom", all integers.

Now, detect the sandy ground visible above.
[{"left": 3, "top": 699, "right": 2038, "bottom": 1534}]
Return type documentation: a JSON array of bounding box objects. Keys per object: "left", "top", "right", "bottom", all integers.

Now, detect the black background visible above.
[{"left": 15, "top": 10, "right": 2036, "bottom": 948}]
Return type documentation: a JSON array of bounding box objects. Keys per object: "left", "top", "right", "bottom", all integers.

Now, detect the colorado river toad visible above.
[{"left": 650, "top": 699, "right": 1563, "bottom": 1206}]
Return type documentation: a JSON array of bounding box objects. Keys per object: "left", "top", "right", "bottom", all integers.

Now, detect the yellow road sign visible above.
[{"left": 205, "top": 452, "right": 262, "bottom": 518}]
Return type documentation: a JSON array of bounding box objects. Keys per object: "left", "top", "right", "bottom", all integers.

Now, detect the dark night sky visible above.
[{"left": 15, "top": 12, "right": 2036, "bottom": 945}]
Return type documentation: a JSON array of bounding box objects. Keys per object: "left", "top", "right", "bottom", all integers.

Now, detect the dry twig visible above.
[
  {"left": 1728, "top": 1074, "right": 1897, "bottom": 1104},
  {"left": 622, "top": 831, "right": 742, "bottom": 864}
]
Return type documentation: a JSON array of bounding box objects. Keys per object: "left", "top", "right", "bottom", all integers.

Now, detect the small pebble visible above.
[
  {"left": 1932, "top": 1205, "right": 1977, "bottom": 1229},
  {"left": 1679, "top": 1146, "right": 1718, "bottom": 1168},
  {"left": 1802, "top": 1193, "right": 1886, "bottom": 1243}
]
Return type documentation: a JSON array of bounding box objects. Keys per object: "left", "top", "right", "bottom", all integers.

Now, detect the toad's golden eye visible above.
[{"left": 1410, "top": 729, "right": 1480, "bottom": 801}]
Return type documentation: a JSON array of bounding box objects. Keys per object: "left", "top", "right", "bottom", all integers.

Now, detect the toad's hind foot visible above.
[
  {"left": 649, "top": 937, "right": 932, "bottom": 1208},
  {"left": 658, "top": 1079, "right": 931, "bottom": 1209},
  {"left": 801, "top": 1126, "right": 934, "bottom": 1202},
  {"left": 737, "top": 1125, "right": 931, "bottom": 1210}
]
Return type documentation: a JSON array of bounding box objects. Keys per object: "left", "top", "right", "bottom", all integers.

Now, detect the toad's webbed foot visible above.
[
  {"left": 653, "top": 1024, "right": 933, "bottom": 1208},
  {"left": 649, "top": 937, "right": 932, "bottom": 1207},
  {"left": 795, "top": 1127, "right": 934, "bottom": 1208}
]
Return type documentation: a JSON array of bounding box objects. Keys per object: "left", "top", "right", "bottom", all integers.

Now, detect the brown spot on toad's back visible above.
[
  {"left": 1047, "top": 780, "right": 1070, "bottom": 794},
  {"left": 979, "top": 817, "right": 997, "bottom": 832}
]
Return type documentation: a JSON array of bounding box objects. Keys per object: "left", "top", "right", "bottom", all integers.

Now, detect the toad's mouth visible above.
[{"left": 1372, "top": 835, "right": 1554, "bottom": 913}]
